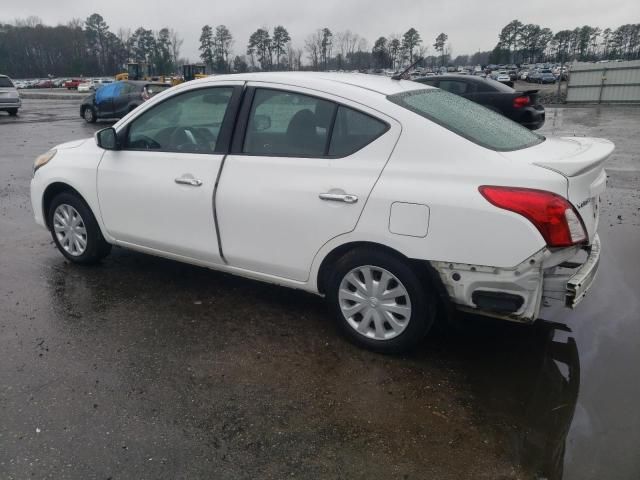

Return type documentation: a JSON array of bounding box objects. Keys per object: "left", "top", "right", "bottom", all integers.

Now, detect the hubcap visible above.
[
  {"left": 84, "top": 109, "right": 93, "bottom": 121},
  {"left": 338, "top": 265, "right": 412, "bottom": 340},
  {"left": 53, "top": 204, "right": 87, "bottom": 256}
]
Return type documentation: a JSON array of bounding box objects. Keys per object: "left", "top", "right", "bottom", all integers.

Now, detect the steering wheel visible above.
[
  {"left": 170, "top": 127, "right": 209, "bottom": 152},
  {"left": 129, "top": 134, "right": 161, "bottom": 150}
]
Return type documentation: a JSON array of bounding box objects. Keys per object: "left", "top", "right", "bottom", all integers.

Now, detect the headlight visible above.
[{"left": 33, "top": 149, "right": 56, "bottom": 175}]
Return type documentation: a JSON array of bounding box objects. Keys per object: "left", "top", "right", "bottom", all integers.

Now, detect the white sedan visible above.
[
  {"left": 30, "top": 72, "right": 610, "bottom": 352},
  {"left": 77, "top": 81, "right": 92, "bottom": 93}
]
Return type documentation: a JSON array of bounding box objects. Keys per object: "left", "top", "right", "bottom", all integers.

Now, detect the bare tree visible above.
[
  {"left": 305, "top": 30, "right": 323, "bottom": 70},
  {"left": 169, "top": 29, "right": 183, "bottom": 68}
]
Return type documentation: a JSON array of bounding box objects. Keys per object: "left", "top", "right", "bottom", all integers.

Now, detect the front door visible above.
[
  {"left": 97, "top": 83, "right": 241, "bottom": 264},
  {"left": 217, "top": 84, "right": 400, "bottom": 281}
]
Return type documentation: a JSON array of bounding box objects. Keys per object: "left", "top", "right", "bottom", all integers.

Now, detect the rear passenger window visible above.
[
  {"left": 243, "top": 89, "right": 335, "bottom": 157},
  {"left": 438, "top": 80, "right": 469, "bottom": 95},
  {"left": 328, "top": 106, "right": 388, "bottom": 157}
]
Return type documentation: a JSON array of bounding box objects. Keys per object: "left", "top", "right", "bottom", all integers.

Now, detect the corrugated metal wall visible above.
[{"left": 566, "top": 60, "right": 640, "bottom": 103}]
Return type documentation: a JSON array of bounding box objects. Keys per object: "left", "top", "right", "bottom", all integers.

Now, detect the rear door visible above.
[
  {"left": 216, "top": 84, "right": 401, "bottom": 281},
  {"left": 113, "top": 82, "right": 137, "bottom": 117}
]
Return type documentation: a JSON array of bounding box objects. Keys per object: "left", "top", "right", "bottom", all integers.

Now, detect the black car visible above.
[
  {"left": 413, "top": 75, "right": 545, "bottom": 130},
  {"left": 80, "top": 80, "right": 170, "bottom": 123}
]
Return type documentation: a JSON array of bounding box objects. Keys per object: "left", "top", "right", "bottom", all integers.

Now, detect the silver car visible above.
[{"left": 0, "top": 75, "right": 21, "bottom": 116}]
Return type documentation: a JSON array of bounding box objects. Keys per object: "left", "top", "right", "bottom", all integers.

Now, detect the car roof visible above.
[
  {"left": 189, "top": 72, "right": 428, "bottom": 97},
  {"left": 416, "top": 74, "right": 514, "bottom": 92},
  {"left": 422, "top": 75, "right": 489, "bottom": 83}
]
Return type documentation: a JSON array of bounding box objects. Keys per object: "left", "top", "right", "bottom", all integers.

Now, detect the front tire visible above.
[
  {"left": 48, "top": 192, "right": 111, "bottom": 264},
  {"left": 326, "top": 248, "right": 436, "bottom": 353},
  {"left": 8, "top": 108, "right": 18, "bottom": 116},
  {"left": 83, "top": 106, "right": 97, "bottom": 123}
]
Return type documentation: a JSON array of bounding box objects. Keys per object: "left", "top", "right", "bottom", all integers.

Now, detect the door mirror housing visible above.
[{"left": 96, "top": 127, "right": 119, "bottom": 150}]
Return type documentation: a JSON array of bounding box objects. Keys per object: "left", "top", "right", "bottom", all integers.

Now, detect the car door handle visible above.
[
  {"left": 175, "top": 177, "right": 203, "bottom": 187},
  {"left": 319, "top": 192, "right": 358, "bottom": 204}
]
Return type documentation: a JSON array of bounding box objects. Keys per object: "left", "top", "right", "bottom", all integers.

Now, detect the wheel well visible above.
[
  {"left": 42, "top": 183, "right": 85, "bottom": 229},
  {"left": 316, "top": 241, "right": 453, "bottom": 318}
]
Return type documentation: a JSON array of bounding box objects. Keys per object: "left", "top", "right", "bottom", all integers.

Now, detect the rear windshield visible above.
[
  {"left": 0, "top": 77, "right": 14, "bottom": 88},
  {"left": 388, "top": 89, "right": 544, "bottom": 151}
]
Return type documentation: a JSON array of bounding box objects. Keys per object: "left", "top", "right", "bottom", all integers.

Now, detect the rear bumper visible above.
[
  {"left": 544, "top": 235, "right": 601, "bottom": 308},
  {"left": 432, "top": 235, "right": 601, "bottom": 322},
  {"left": 516, "top": 106, "right": 545, "bottom": 130},
  {"left": 0, "top": 98, "right": 21, "bottom": 109}
]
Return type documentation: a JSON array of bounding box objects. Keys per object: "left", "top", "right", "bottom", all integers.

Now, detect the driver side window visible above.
[{"left": 126, "top": 87, "right": 233, "bottom": 153}]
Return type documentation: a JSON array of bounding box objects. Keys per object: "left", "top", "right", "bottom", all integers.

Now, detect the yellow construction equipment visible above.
[{"left": 183, "top": 64, "right": 207, "bottom": 82}]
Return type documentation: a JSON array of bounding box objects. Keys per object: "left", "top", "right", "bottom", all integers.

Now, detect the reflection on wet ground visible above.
[{"left": 1, "top": 101, "right": 639, "bottom": 479}]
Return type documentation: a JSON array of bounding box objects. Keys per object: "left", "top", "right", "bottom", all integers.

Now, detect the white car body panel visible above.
[
  {"left": 216, "top": 81, "right": 402, "bottom": 281},
  {"left": 30, "top": 72, "right": 612, "bottom": 324},
  {"left": 97, "top": 149, "right": 225, "bottom": 264}
]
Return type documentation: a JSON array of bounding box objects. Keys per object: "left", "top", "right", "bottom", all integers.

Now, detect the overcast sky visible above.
[{"left": 3, "top": 0, "right": 638, "bottom": 61}]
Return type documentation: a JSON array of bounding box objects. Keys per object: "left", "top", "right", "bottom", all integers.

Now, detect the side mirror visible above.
[
  {"left": 96, "top": 127, "right": 119, "bottom": 150},
  {"left": 253, "top": 114, "right": 271, "bottom": 131}
]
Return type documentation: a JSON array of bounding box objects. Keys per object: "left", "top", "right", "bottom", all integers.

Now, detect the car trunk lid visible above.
[
  {"left": 515, "top": 89, "right": 540, "bottom": 106},
  {"left": 502, "top": 136, "right": 614, "bottom": 243}
]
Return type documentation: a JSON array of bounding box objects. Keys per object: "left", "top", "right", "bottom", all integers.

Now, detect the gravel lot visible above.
[{"left": 1, "top": 99, "right": 639, "bottom": 480}]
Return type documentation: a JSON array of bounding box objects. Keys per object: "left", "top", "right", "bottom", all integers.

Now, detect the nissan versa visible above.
[{"left": 30, "top": 73, "right": 610, "bottom": 353}]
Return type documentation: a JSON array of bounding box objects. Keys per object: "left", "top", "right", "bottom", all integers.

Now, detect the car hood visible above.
[{"left": 56, "top": 138, "right": 90, "bottom": 150}]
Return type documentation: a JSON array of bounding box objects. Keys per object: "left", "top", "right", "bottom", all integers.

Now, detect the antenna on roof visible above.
[{"left": 391, "top": 57, "right": 423, "bottom": 80}]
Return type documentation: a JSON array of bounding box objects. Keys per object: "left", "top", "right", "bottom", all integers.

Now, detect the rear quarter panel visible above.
[{"left": 349, "top": 106, "right": 567, "bottom": 269}]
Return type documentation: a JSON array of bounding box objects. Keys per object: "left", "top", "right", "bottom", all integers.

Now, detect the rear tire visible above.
[
  {"left": 326, "top": 248, "right": 436, "bottom": 354},
  {"left": 48, "top": 192, "right": 111, "bottom": 264},
  {"left": 8, "top": 109, "right": 18, "bottom": 116},
  {"left": 83, "top": 106, "right": 97, "bottom": 123}
]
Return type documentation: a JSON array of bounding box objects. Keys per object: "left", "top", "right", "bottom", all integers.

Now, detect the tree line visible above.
[
  {"left": 489, "top": 20, "right": 640, "bottom": 65},
  {"left": 1, "top": 13, "right": 639, "bottom": 78},
  {"left": 0, "top": 14, "right": 184, "bottom": 78}
]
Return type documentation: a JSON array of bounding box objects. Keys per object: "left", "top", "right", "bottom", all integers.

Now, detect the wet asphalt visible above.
[{"left": 1, "top": 100, "right": 639, "bottom": 480}]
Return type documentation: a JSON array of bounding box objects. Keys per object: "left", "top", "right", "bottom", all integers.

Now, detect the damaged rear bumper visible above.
[
  {"left": 431, "top": 234, "right": 601, "bottom": 322},
  {"left": 543, "top": 235, "right": 601, "bottom": 309}
]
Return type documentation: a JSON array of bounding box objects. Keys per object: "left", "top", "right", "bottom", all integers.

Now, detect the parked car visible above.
[
  {"left": 413, "top": 75, "right": 545, "bottom": 130},
  {"left": 519, "top": 70, "right": 530, "bottom": 81},
  {"left": 536, "top": 70, "right": 556, "bottom": 84},
  {"left": 64, "top": 79, "right": 82, "bottom": 90},
  {"left": 31, "top": 73, "right": 609, "bottom": 353},
  {"left": 0, "top": 74, "right": 21, "bottom": 115},
  {"left": 527, "top": 70, "right": 541, "bottom": 83},
  {"left": 36, "top": 79, "right": 55, "bottom": 88},
  {"left": 80, "top": 80, "right": 170, "bottom": 123},
  {"left": 489, "top": 70, "right": 512, "bottom": 86},
  {"left": 77, "top": 81, "right": 93, "bottom": 93},
  {"left": 90, "top": 78, "right": 114, "bottom": 91}
]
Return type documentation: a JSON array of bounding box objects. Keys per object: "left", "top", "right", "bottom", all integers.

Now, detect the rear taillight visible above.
[
  {"left": 479, "top": 186, "right": 587, "bottom": 247},
  {"left": 513, "top": 96, "right": 530, "bottom": 108}
]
